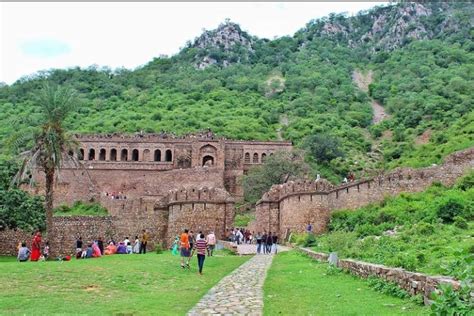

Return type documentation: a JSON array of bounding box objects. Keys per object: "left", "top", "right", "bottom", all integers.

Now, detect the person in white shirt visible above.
[{"left": 206, "top": 231, "right": 216, "bottom": 256}]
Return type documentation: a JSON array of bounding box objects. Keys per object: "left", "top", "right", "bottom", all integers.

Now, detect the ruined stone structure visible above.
[
  {"left": 256, "top": 148, "right": 474, "bottom": 239},
  {"left": 21, "top": 132, "right": 292, "bottom": 252}
]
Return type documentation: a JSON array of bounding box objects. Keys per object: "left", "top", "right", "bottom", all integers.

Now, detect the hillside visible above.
[{"left": 0, "top": 2, "right": 472, "bottom": 181}]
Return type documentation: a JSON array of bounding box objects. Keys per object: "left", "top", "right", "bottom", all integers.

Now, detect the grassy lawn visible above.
[
  {"left": 0, "top": 251, "right": 248, "bottom": 315},
  {"left": 263, "top": 251, "right": 429, "bottom": 316}
]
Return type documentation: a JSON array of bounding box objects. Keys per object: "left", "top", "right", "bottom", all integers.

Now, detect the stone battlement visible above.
[
  {"left": 256, "top": 147, "right": 474, "bottom": 237},
  {"left": 167, "top": 187, "right": 234, "bottom": 204}
]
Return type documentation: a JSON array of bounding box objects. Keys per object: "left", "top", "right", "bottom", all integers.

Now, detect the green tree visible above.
[
  {"left": 242, "top": 150, "right": 308, "bottom": 204},
  {"left": 14, "top": 83, "right": 78, "bottom": 239},
  {"left": 304, "top": 133, "right": 344, "bottom": 163}
]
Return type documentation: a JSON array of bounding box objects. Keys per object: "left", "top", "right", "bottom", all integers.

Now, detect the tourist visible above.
[
  {"left": 256, "top": 232, "right": 263, "bottom": 254},
  {"left": 180, "top": 229, "right": 191, "bottom": 269},
  {"left": 343, "top": 177, "right": 348, "bottom": 184},
  {"left": 104, "top": 242, "right": 117, "bottom": 255},
  {"left": 97, "top": 237, "right": 104, "bottom": 256},
  {"left": 75, "top": 236, "right": 83, "bottom": 257},
  {"left": 206, "top": 231, "right": 216, "bottom": 256},
  {"left": 272, "top": 234, "right": 278, "bottom": 254},
  {"left": 316, "top": 174, "right": 321, "bottom": 181},
  {"left": 235, "top": 229, "right": 243, "bottom": 245},
  {"left": 139, "top": 229, "right": 149, "bottom": 254},
  {"left": 85, "top": 244, "right": 94, "bottom": 258},
  {"left": 249, "top": 231, "right": 253, "bottom": 244},
  {"left": 189, "top": 231, "right": 195, "bottom": 251},
  {"left": 133, "top": 236, "right": 140, "bottom": 254},
  {"left": 196, "top": 231, "right": 203, "bottom": 241},
  {"left": 171, "top": 236, "right": 179, "bottom": 256},
  {"left": 43, "top": 241, "right": 50, "bottom": 260},
  {"left": 126, "top": 242, "right": 133, "bottom": 254},
  {"left": 266, "top": 232, "right": 273, "bottom": 254},
  {"left": 30, "top": 231, "right": 42, "bottom": 261},
  {"left": 306, "top": 222, "right": 313, "bottom": 234},
  {"left": 261, "top": 232, "right": 267, "bottom": 254},
  {"left": 92, "top": 242, "right": 102, "bottom": 257},
  {"left": 192, "top": 233, "right": 208, "bottom": 275},
  {"left": 116, "top": 242, "right": 127, "bottom": 254},
  {"left": 123, "top": 236, "right": 130, "bottom": 246},
  {"left": 17, "top": 242, "right": 30, "bottom": 262}
]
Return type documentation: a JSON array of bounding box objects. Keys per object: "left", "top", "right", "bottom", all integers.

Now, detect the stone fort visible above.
[
  {"left": 254, "top": 148, "right": 474, "bottom": 240},
  {"left": 24, "top": 132, "right": 292, "bottom": 253}
]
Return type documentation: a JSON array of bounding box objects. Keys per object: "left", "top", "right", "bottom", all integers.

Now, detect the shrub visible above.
[
  {"left": 154, "top": 243, "right": 164, "bottom": 254},
  {"left": 366, "top": 277, "right": 410, "bottom": 299},
  {"left": 454, "top": 216, "right": 468, "bottom": 229},
  {"left": 436, "top": 197, "right": 465, "bottom": 223},
  {"left": 304, "top": 233, "right": 317, "bottom": 247},
  {"left": 325, "top": 231, "right": 357, "bottom": 254},
  {"left": 430, "top": 282, "right": 473, "bottom": 316},
  {"left": 455, "top": 172, "right": 474, "bottom": 191}
]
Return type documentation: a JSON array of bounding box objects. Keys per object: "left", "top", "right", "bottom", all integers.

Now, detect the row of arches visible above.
[
  {"left": 244, "top": 152, "right": 270, "bottom": 164},
  {"left": 77, "top": 148, "right": 173, "bottom": 162}
]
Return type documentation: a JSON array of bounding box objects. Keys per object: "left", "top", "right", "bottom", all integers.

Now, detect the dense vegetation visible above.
[
  {"left": 309, "top": 173, "right": 473, "bottom": 278},
  {"left": 0, "top": 2, "right": 472, "bottom": 183},
  {"left": 54, "top": 201, "right": 109, "bottom": 217}
]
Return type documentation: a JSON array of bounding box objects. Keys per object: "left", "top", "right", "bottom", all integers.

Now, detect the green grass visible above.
[
  {"left": 0, "top": 251, "right": 248, "bottom": 315},
  {"left": 54, "top": 201, "right": 109, "bottom": 216},
  {"left": 263, "top": 251, "right": 429, "bottom": 316}
]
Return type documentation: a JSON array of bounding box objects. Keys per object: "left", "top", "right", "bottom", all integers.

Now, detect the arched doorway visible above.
[
  {"left": 132, "top": 149, "right": 139, "bottom": 161},
  {"left": 202, "top": 155, "right": 214, "bottom": 166},
  {"left": 99, "top": 149, "right": 106, "bottom": 161},
  {"left": 110, "top": 149, "right": 117, "bottom": 161}
]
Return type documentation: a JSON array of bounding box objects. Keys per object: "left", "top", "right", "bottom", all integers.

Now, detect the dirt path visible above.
[{"left": 352, "top": 69, "right": 390, "bottom": 124}]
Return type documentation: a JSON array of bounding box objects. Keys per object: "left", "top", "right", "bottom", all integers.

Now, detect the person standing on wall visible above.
[
  {"left": 192, "top": 233, "right": 208, "bottom": 275},
  {"left": 139, "top": 229, "right": 149, "bottom": 254}
]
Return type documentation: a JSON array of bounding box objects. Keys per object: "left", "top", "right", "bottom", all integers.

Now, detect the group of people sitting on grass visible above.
[
  {"left": 17, "top": 230, "right": 49, "bottom": 262},
  {"left": 172, "top": 229, "right": 217, "bottom": 275},
  {"left": 75, "top": 229, "right": 150, "bottom": 259}
]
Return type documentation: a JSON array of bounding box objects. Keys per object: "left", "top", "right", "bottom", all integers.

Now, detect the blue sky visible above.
[{"left": 1, "top": 2, "right": 386, "bottom": 85}]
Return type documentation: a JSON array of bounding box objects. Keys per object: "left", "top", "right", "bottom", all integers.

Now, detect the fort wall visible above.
[{"left": 256, "top": 148, "right": 474, "bottom": 237}]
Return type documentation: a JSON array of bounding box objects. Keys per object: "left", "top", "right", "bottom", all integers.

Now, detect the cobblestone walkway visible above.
[
  {"left": 187, "top": 254, "right": 274, "bottom": 316},
  {"left": 237, "top": 244, "right": 290, "bottom": 255}
]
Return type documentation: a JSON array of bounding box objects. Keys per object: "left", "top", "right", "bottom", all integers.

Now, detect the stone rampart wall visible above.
[
  {"left": 300, "top": 248, "right": 461, "bottom": 304},
  {"left": 256, "top": 148, "right": 474, "bottom": 237}
]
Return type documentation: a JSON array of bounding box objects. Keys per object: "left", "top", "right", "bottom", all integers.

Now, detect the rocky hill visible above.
[{"left": 0, "top": 2, "right": 472, "bottom": 182}]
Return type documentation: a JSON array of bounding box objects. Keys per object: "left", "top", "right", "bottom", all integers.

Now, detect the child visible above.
[
  {"left": 126, "top": 242, "right": 133, "bottom": 254},
  {"left": 43, "top": 241, "right": 50, "bottom": 260},
  {"left": 17, "top": 242, "right": 31, "bottom": 262},
  {"left": 171, "top": 236, "right": 179, "bottom": 256}
]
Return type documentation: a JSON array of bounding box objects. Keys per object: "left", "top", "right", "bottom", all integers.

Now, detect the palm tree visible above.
[{"left": 14, "top": 82, "right": 78, "bottom": 239}]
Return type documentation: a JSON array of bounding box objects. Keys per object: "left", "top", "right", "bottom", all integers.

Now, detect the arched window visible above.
[
  {"left": 202, "top": 155, "right": 214, "bottom": 166},
  {"left": 253, "top": 153, "right": 259, "bottom": 163},
  {"left": 78, "top": 149, "right": 84, "bottom": 160},
  {"left": 132, "top": 149, "right": 139, "bottom": 161},
  {"left": 121, "top": 149, "right": 128, "bottom": 161},
  {"left": 154, "top": 149, "right": 161, "bottom": 162},
  {"left": 110, "top": 149, "right": 117, "bottom": 161},
  {"left": 99, "top": 149, "right": 106, "bottom": 161},
  {"left": 88, "top": 149, "right": 96, "bottom": 160},
  {"left": 261, "top": 153, "right": 267, "bottom": 162},
  {"left": 68, "top": 150, "right": 74, "bottom": 158},
  {"left": 165, "top": 149, "right": 172, "bottom": 162},
  {"left": 244, "top": 153, "right": 250, "bottom": 163}
]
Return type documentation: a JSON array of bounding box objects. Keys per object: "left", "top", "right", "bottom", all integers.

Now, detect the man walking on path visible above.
[
  {"left": 139, "top": 229, "right": 149, "bottom": 254},
  {"left": 266, "top": 232, "right": 273, "bottom": 254},
  {"left": 180, "top": 229, "right": 191, "bottom": 269},
  {"left": 272, "top": 233, "right": 278, "bottom": 254},
  {"left": 256, "top": 232, "right": 262, "bottom": 254},
  {"left": 206, "top": 231, "right": 216, "bottom": 256},
  {"left": 192, "top": 233, "right": 208, "bottom": 275},
  {"left": 261, "top": 232, "right": 267, "bottom": 254}
]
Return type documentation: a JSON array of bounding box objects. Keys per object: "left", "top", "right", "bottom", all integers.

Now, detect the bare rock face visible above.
[{"left": 189, "top": 21, "right": 256, "bottom": 69}]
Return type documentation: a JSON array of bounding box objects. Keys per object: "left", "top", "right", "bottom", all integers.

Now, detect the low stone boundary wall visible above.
[
  {"left": 217, "top": 240, "right": 238, "bottom": 254},
  {"left": 299, "top": 248, "right": 461, "bottom": 304}
]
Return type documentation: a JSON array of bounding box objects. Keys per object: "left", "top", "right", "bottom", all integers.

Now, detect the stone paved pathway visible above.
[
  {"left": 187, "top": 254, "right": 274, "bottom": 316},
  {"left": 237, "top": 244, "right": 290, "bottom": 255}
]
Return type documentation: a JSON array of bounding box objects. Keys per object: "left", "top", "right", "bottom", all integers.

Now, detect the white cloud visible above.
[{"left": 0, "top": 2, "right": 386, "bottom": 84}]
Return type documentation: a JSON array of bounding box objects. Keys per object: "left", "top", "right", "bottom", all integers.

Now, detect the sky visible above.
[{"left": 0, "top": 2, "right": 387, "bottom": 85}]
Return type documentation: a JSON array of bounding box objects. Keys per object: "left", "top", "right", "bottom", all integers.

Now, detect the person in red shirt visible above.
[
  {"left": 192, "top": 233, "right": 208, "bottom": 275},
  {"left": 180, "top": 229, "right": 191, "bottom": 269}
]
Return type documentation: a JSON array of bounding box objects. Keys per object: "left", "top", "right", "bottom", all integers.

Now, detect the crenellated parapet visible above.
[
  {"left": 166, "top": 186, "right": 235, "bottom": 205},
  {"left": 259, "top": 179, "right": 334, "bottom": 204}
]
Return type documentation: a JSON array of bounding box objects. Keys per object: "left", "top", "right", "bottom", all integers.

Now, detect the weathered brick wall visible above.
[
  {"left": 155, "top": 187, "right": 235, "bottom": 245},
  {"left": 300, "top": 248, "right": 461, "bottom": 304},
  {"left": 0, "top": 229, "right": 34, "bottom": 256},
  {"left": 256, "top": 148, "right": 474, "bottom": 237}
]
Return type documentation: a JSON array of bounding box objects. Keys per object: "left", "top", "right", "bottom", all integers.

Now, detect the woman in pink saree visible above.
[
  {"left": 30, "top": 231, "right": 42, "bottom": 261},
  {"left": 92, "top": 242, "right": 102, "bottom": 257}
]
